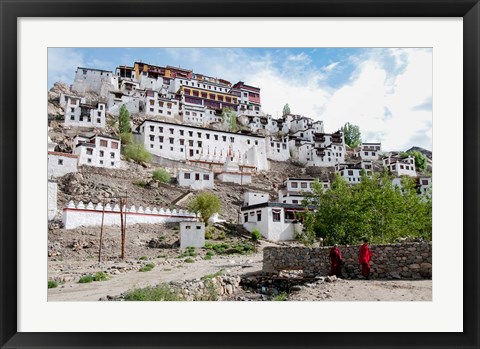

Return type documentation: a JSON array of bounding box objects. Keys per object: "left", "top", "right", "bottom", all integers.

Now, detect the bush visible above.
[
  {"left": 203, "top": 255, "right": 212, "bottom": 260},
  {"left": 205, "top": 227, "right": 215, "bottom": 240},
  {"left": 272, "top": 292, "right": 289, "bottom": 301},
  {"left": 124, "top": 284, "right": 184, "bottom": 301},
  {"left": 79, "top": 275, "right": 94, "bottom": 283},
  {"left": 124, "top": 142, "right": 152, "bottom": 164},
  {"left": 187, "top": 192, "right": 221, "bottom": 224},
  {"left": 217, "top": 231, "right": 226, "bottom": 240},
  {"left": 139, "top": 263, "right": 155, "bottom": 272},
  {"left": 48, "top": 280, "right": 58, "bottom": 289},
  {"left": 139, "top": 256, "right": 148, "bottom": 260},
  {"left": 184, "top": 257, "right": 195, "bottom": 263},
  {"left": 93, "top": 272, "right": 110, "bottom": 282},
  {"left": 135, "top": 180, "right": 147, "bottom": 188},
  {"left": 152, "top": 168, "right": 171, "bottom": 183}
]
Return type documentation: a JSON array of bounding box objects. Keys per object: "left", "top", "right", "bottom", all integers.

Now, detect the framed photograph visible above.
[{"left": 1, "top": 1, "right": 479, "bottom": 348}]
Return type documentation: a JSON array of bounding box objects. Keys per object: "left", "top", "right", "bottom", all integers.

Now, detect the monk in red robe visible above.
[
  {"left": 329, "top": 244, "right": 343, "bottom": 277},
  {"left": 359, "top": 239, "right": 372, "bottom": 279}
]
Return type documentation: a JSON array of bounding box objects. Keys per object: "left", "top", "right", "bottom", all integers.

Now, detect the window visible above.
[
  {"left": 364, "top": 151, "right": 369, "bottom": 156},
  {"left": 272, "top": 210, "right": 281, "bottom": 222},
  {"left": 255, "top": 140, "right": 258, "bottom": 145},
  {"left": 180, "top": 130, "right": 184, "bottom": 136},
  {"left": 86, "top": 148, "right": 93, "bottom": 155},
  {"left": 400, "top": 165, "right": 404, "bottom": 169},
  {"left": 189, "top": 140, "right": 194, "bottom": 146},
  {"left": 110, "top": 152, "right": 115, "bottom": 159},
  {"left": 197, "top": 141, "right": 202, "bottom": 147},
  {"left": 97, "top": 111, "right": 102, "bottom": 117},
  {"left": 150, "top": 135, "right": 155, "bottom": 141},
  {"left": 301, "top": 182, "right": 307, "bottom": 188},
  {"left": 168, "top": 138, "right": 173, "bottom": 144},
  {"left": 372, "top": 152, "right": 376, "bottom": 156},
  {"left": 57, "top": 159, "right": 63, "bottom": 165},
  {"left": 111, "top": 162, "right": 115, "bottom": 166},
  {"left": 99, "top": 160, "right": 103, "bottom": 165},
  {"left": 197, "top": 132, "right": 202, "bottom": 138},
  {"left": 180, "top": 139, "right": 185, "bottom": 146},
  {"left": 159, "top": 145, "right": 163, "bottom": 150},
  {"left": 70, "top": 115, "right": 75, "bottom": 121},
  {"left": 222, "top": 136, "right": 226, "bottom": 142},
  {"left": 214, "top": 135, "right": 218, "bottom": 141},
  {"left": 159, "top": 136, "right": 164, "bottom": 143},
  {"left": 196, "top": 226, "right": 202, "bottom": 230},
  {"left": 348, "top": 170, "right": 354, "bottom": 176},
  {"left": 169, "top": 128, "right": 174, "bottom": 134},
  {"left": 203, "top": 174, "right": 210, "bottom": 180},
  {"left": 244, "top": 213, "right": 248, "bottom": 222},
  {"left": 180, "top": 148, "right": 184, "bottom": 152},
  {"left": 184, "top": 173, "right": 191, "bottom": 179},
  {"left": 170, "top": 147, "right": 173, "bottom": 151},
  {"left": 100, "top": 140, "right": 108, "bottom": 147},
  {"left": 87, "top": 158, "right": 92, "bottom": 163},
  {"left": 111, "top": 142, "right": 119, "bottom": 149},
  {"left": 195, "top": 173, "right": 200, "bottom": 180},
  {"left": 97, "top": 118, "right": 101, "bottom": 123},
  {"left": 291, "top": 182, "right": 298, "bottom": 188},
  {"left": 256, "top": 211, "right": 262, "bottom": 221},
  {"left": 99, "top": 151, "right": 104, "bottom": 157},
  {"left": 189, "top": 131, "right": 193, "bottom": 137},
  {"left": 159, "top": 127, "right": 164, "bottom": 133},
  {"left": 206, "top": 134, "right": 210, "bottom": 139},
  {"left": 150, "top": 126, "right": 154, "bottom": 132},
  {"left": 150, "top": 144, "right": 153, "bottom": 148}
]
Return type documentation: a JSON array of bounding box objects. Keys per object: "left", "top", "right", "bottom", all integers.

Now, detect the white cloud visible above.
[
  {"left": 322, "top": 61, "right": 340, "bottom": 72},
  {"left": 48, "top": 48, "right": 85, "bottom": 86}
]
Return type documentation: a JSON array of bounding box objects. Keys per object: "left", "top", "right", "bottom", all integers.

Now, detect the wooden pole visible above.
[
  {"left": 98, "top": 199, "right": 105, "bottom": 262},
  {"left": 120, "top": 198, "right": 125, "bottom": 259}
]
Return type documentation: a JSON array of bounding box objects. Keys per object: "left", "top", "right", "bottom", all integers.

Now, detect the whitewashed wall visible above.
[
  {"left": 48, "top": 152, "right": 78, "bottom": 178},
  {"left": 48, "top": 181, "right": 57, "bottom": 221},
  {"left": 62, "top": 201, "right": 196, "bottom": 229}
]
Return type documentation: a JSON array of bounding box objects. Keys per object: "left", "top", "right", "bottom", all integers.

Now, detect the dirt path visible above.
[{"left": 48, "top": 253, "right": 263, "bottom": 301}]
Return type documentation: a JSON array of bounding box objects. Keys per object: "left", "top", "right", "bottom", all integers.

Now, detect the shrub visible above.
[
  {"left": 79, "top": 275, "right": 94, "bottom": 283},
  {"left": 139, "top": 263, "right": 155, "bottom": 272},
  {"left": 251, "top": 228, "right": 261, "bottom": 253},
  {"left": 201, "top": 269, "right": 225, "bottom": 280},
  {"left": 48, "top": 280, "right": 58, "bottom": 289},
  {"left": 203, "top": 255, "right": 212, "bottom": 260},
  {"left": 124, "top": 284, "right": 184, "bottom": 301},
  {"left": 152, "top": 168, "right": 171, "bottom": 183},
  {"left": 93, "top": 272, "right": 110, "bottom": 282},
  {"left": 272, "top": 292, "right": 289, "bottom": 301},
  {"left": 217, "top": 231, "right": 226, "bottom": 240},
  {"left": 206, "top": 251, "right": 214, "bottom": 257},
  {"left": 205, "top": 227, "right": 215, "bottom": 240},
  {"left": 187, "top": 192, "right": 221, "bottom": 224},
  {"left": 124, "top": 142, "right": 152, "bottom": 164},
  {"left": 139, "top": 256, "right": 148, "bottom": 260},
  {"left": 135, "top": 180, "right": 147, "bottom": 188},
  {"left": 184, "top": 257, "right": 195, "bottom": 263}
]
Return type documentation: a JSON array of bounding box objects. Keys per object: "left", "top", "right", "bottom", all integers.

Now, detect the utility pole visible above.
[{"left": 98, "top": 199, "right": 106, "bottom": 262}]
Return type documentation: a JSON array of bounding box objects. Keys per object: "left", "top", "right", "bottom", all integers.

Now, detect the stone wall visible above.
[{"left": 263, "top": 242, "right": 432, "bottom": 279}]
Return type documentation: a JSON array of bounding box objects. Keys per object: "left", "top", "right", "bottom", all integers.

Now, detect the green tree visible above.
[
  {"left": 282, "top": 103, "right": 291, "bottom": 116},
  {"left": 118, "top": 105, "right": 132, "bottom": 144},
  {"left": 187, "top": 192, "right": 221, "bottom": 225},
  {"left": 221, "top": 107, "right": 237, "bottom": 132},
  {"left": 251, "top": 228, "right": 261, "bottom": 253},
  {"left": 302, "top": 172, "right": 432, "bottom": 245},
  {"left": 405, "top": 150, "right": 428, "bottom": 171},
  {"left": 341, "top": 122, "right": 362, "bottom": 148},
  {"left": 123, "top": 141, "right": 152, "bottom": 164},
  {"left": 152, "top": 168, "right": 171, "bottom": 183}
]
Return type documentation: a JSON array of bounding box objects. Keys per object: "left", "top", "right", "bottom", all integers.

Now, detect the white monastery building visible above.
[
  {"left": 48, "top": 151, "right": 78, "bottom": 178},
  {"left": 63, "top": 94, "right": 106, "bottom": 128},
  {"left": 73, "top": 134, "right": 121, "bottom": 169},
  {"left": 177, "top": 169, "right": 214, "bottom": 190}
]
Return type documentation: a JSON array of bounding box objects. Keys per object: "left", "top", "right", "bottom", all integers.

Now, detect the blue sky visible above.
[{"left": 48, "top": 48, "right": 432, "bottom": 151}]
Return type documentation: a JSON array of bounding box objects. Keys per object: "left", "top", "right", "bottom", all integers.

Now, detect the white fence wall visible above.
[{"left": 62, "top": 201, "right": 197, "bottom": 229}]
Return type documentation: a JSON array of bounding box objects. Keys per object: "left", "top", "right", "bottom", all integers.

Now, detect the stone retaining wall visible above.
[{"left": 263, "top": 242, "right": 432, "bottom": 279}]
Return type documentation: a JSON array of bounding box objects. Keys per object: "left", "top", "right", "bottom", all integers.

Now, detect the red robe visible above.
[
  {"left": 329, "top": 246, "right": 343, "bottom": 277},
  {"left": 359, "top": 243, "right": 372, "bottom": 277}
]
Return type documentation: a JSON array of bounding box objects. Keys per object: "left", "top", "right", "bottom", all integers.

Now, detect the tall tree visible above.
[
  {"left": 118, "top": 105, "right": 131, "bottom": 135},
  {"left": 341, "top": 122, "right": 362, "bottom": 148},
  {"left": 282, "top": 103, "right": 291, "bottom": 116},
  {"left": 221, "top": 107, "right": 237, "bottom": 132},
  {"left": 405, "top": 150, "right": 428, "bottom": 171}
]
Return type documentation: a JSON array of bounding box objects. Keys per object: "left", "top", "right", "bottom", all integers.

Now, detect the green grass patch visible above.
[
  {"left": 79, "top": 275, "right": 94, "bottom": 283},
  {"left": 203, "top": 255, "right": 212, "bottom": 260},
  {"left": 124, "top": 284, "right": 184, "bottom": 301},
  {"left": 48, "top": 280, "right": 58, "bottom": 289},
  {"left": 184, "top": 257, "right": 195, "bottom": 263},
  {"left": 272, "top": 292, "right": 289, "bottom": 301},
  {"left": 93, "top": 272, "right": 110, "bottom": 281},
  {"left": 139, "top": 263, "right": 155, "bottom": 272},
  {"left": 135, "top": 180, "right": 147, "bottom": 188},
  {"left": 178, "top": 246, "right": 197, "bottom": 258},
  {"left": 139, "top": 256, "right": 148, "bottom": 260},
  {"left": 201, "top": 269, "right": 225, "bottom": 280}
]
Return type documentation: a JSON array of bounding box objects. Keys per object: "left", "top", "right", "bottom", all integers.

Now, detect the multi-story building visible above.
[
  {"left": 277, "top": 177, "right": 330, "bottom": 204},
  {"left": 145, "top": 90, "right": 180, "bottom": 118},
  {"left": 73, "top": 134, "right": 121, "bottom": 169},
  {"left": 48, "top": 151, "right": 78, "bottom": 178},
  {"left": 383, "top": 154, "right": 417, "bottom": 177},
  {"left": 64, "top": 94, "right": 106, "bottom": 128},
  {"left": 231, "top": 81, "right": 262, "bottom": 115},
  {"left": 335, "top": 161, "right": 373, "bottom": 185},
  {"left": 134, "top": 119, "right": 269, "bottom": 171},
  {"left": 355, "top": 142, "right": 382, "bottom": 161},
  {"left": 266, "top": 136, "right": 290, "bottom": 162},
  {"left": 177, "top": 169, "right": 214, "bottom": 190}
]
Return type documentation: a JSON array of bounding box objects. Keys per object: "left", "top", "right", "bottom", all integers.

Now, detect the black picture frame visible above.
[{"left": 1, "top": 1, "right": 479, "bottom": 348}]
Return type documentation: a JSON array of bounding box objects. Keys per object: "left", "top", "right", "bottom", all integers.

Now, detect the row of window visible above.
[
  {"left": 86, "top": 148, "right": 116, "bottom": 158},
  {"left": 183, "top": 173, "right": 210, "bottom": 180},
  {"left": 180, "top": 80, "right": 230, "bottom": 93}
]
